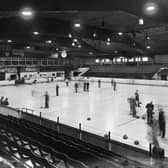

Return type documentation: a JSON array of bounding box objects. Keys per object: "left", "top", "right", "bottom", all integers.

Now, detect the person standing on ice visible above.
[
  {"left": 111, "top": 79, "right": 114, "bottom": 86},
  {"left": 128, "top": 97, "right": 137, "bottom": 117},
  {"left": 98, "top": 80, "right": 101, "bottom": 88},
  {"left": 44, "top": 91, "right": 49, "bottom": 108},
  {"left": 56, "top": 84, "right": 59, "bottom": 96},
  {"left": 134, "top": 90, "right": 140, "bottom": 107},
  {"left": 158, "top": 109, "right": 166, "bottom": 138},
  {"left": 74, "top": 82, "right": 78, "bottom": 93},
  {"left": 146, "top": 102, "right": 154, "bottom": 125},
  {"left": 113, "top": 80, "right": 116, "bottom": 91}
]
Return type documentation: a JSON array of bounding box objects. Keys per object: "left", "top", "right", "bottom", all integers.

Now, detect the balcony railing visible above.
[{"left": 0, "top": 57, "right": 70, "bottom": 67}]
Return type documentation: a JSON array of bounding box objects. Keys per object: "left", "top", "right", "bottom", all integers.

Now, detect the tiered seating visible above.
[
  {"left": 0, "top": 114, "right": 149, "bottom": 168},
  {"left": 84, "top": 65, "right": 163, "bottom": 79}
]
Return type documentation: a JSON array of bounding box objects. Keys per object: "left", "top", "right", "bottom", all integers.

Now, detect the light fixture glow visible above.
[
  {"left": 144, "top": 2, "right": 158, "bottom": 15},
  {"left": 21, "top": 11, "right": 32, "bottom": 16},
  {"left": 33, "top": 31, "right": 39, "bottom": 35},
  {"left": 106, "top": 42, "right": 111, "bottom": 45},
  {"left": 78, "top": 45, "right": 82, "bottom": 48},
  {"left": 72, "top": 42, "right": 75, "bottom": 46},
  {"left": 74, "top": 23, "right": 81, "bottom": 28},
  {"left": 95, "top": 59, "right": 100, "bottom": 63},
  {"left": 146, "top": 6, "right": 155, "bottom": 11},
  {"left": 89, "top": 52, "right": 93, "bottom": 55},
  {"left": 146, "top": 36, "right": 150, "bottom": 40},
  {"left": 46, "top": 40, "right": 52, "bottom": 44},
  {"left": 93, "top": 33, "right": 97, "bottom": 37},
  {"left": 68, "top": 34, "right": 72, "bottom": 38},
  {"left": 114, "top": 50, "right": 118, "bottom": 54},
  {"left": 107, "top": 37, "right": 111, "bottom": 42},
  {"left": 146, "top": 45, "right": 151, "bottom": 49},
  {"left": 26, "top": 46, "right": 31, "bottom": 49},
  {"left": 61, "top": 50, "right": 67, "bottom": 58},
  {"left": 118, "top": 32, "right": 123, "bottom": 36},
  {"left": 105, "top": 59, "right": 110, "bottom": 63},
  {"left": 7, "top": 40, "right": 12, "bottom": 43},
  {"left": 20, "top": 7, "right": 34, "bottom": 20},
  {"left": 73, "top": 39, "right": 78, "bottom": 42},
  {"left": 139, "top": 18, "right": 144, "bottom": 25}
]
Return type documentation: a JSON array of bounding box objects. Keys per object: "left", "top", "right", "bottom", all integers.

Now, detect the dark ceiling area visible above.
[{"left": 0, "top": 0, "right": 168, "bottom": 58}]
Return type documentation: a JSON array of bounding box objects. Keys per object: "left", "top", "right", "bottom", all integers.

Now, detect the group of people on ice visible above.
[{"left": 128, "top": 90, "right": 166, "bottom": 138}]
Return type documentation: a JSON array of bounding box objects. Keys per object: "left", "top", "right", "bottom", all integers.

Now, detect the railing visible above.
[
  {"left": 0, "top": 57, "right": 70, "bottom": 67},
  {"left": 0, "top": 105, "right": 151, "bottom": 158},
  {"left": 89, "top": 64, "right": 163, "bottom": 74}
]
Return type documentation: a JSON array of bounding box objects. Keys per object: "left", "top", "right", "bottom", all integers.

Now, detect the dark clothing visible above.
[
  {"left": 3, "top": 99, "right": 9, "bottom": 106},
  {"left": 86, "top": 82, "right": 89, "bottom": 92},
  {"left": 135, "top": 92, "right": 140, "bottom": 107},
  {"left": 98, "top": 80, "right": 101, "bottom": 88},
  {"left": 113, "top": 81, "right": 116, "bottom": 91},
  {"left": 159, "top": 111, "right": 166, "bottom": 138},
  {"left": 146, "top": 103, "right": 154, "bottom": 125},
  {"left": 111, "top": 80, "right": 113, "bottom": 86},
  {"left": 75, "top": 83, "right": 78, "bottom": 93},
  {"left": 128, "top": 98, "right": 137, "bottom": 117},
  {"left": 45, "top": 94, "right": 49, "bottom": 108},
  {"left": 56, "top": 85, "right": 59, "bottom": 96},
  {"left": 83, "top": 82, "right": 86, "bottom": 92}
]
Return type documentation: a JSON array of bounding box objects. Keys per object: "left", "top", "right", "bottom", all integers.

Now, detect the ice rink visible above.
[{"left": 0, "top": 80, "right": 168, "bottom": 156}]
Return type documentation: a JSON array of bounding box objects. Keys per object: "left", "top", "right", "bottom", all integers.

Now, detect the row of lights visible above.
[{"left": 95, "top": 56, "right": 149, "bottom": 64}]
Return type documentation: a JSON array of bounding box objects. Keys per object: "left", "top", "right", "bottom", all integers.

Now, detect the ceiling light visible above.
[
  {"left": 33, "top": 31, "right": 39, "bottom": 35},
  {"left": 26, "top": 46, "right": 31, "bottom": 49},
  {"left": 21, "top": 11, "right": 32, "bottom": 16},
  {"left": 61, "top": 50, "right": 67, "bottom": 58},
  {"left": 107, "top": 37, "right": 111, "bottom": 42},
  {"left": 74, "top": 23, "right": 81, "bottom": 28},
  {"left": 73, "top": 39, "right": 78, "bottom": 42},
  {"left": 72, "top": 42, "right": 75, "bottom": 46},
  {"left": 68, "top": 34, "right": 72, "bottom": 38},
  {"left": 146, "top": 36, "right": 150, "bottom": 40},
  {"left": 89, "top": 52, "right": 93, "bottom": 55},
  {"left": 147, "top": 6, "right": 155, "bottom": 11},
  {"left": 93, "top": 33, "right": 97, "bottom": 37},
  {"left": 118, "top": 32, "right": 123, "bottom": 36},
  {"left": 139, "top": 18, "right": 144, "bottom": 25},
  {"left": 144, "top": 2, "right": 158, "bottom": 15},
  {"left": 95, "top": 59, "right": 100, "bottom": 63},
  {"left": 146, "top": 45, "right": 151, "bottom": 49},
  {"left": 46, "top": 40, "right": 52, "bottom": 44},
  {"left": 106, "top": 42, "right": 111, "bottom": 45},
  {"left": 105, "top": 59, "right": 110, "bottom": 63},
  {"left": 20, "top": 7, "right": 34, "bottom": 19},
  {"left": 7, "top": 40, "right": 12, "bottom": 43},
  {"left": 114, "top": 50, "right": 118, "bottom": 54}
]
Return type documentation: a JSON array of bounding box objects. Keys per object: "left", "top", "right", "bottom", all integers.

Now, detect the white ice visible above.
[{"left": 0, "top": 80, "right": 168, "bottom": 155}]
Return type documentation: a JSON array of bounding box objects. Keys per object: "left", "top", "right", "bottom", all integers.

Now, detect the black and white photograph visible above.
[{"left": 0, "top": 0, "right": 167, "bottom": 167}]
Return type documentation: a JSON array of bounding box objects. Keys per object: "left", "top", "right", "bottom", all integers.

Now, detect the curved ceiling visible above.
[{"left": 0, "top": 0, "right": 168, "bottom": 58}]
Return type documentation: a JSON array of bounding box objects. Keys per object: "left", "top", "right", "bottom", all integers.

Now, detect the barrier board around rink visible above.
[
  {"left": 0, "top": 104, "right": 150, "bottom": 158},
  {"left": 85, "top": 77, "right": 168, "bottom": 87}
]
